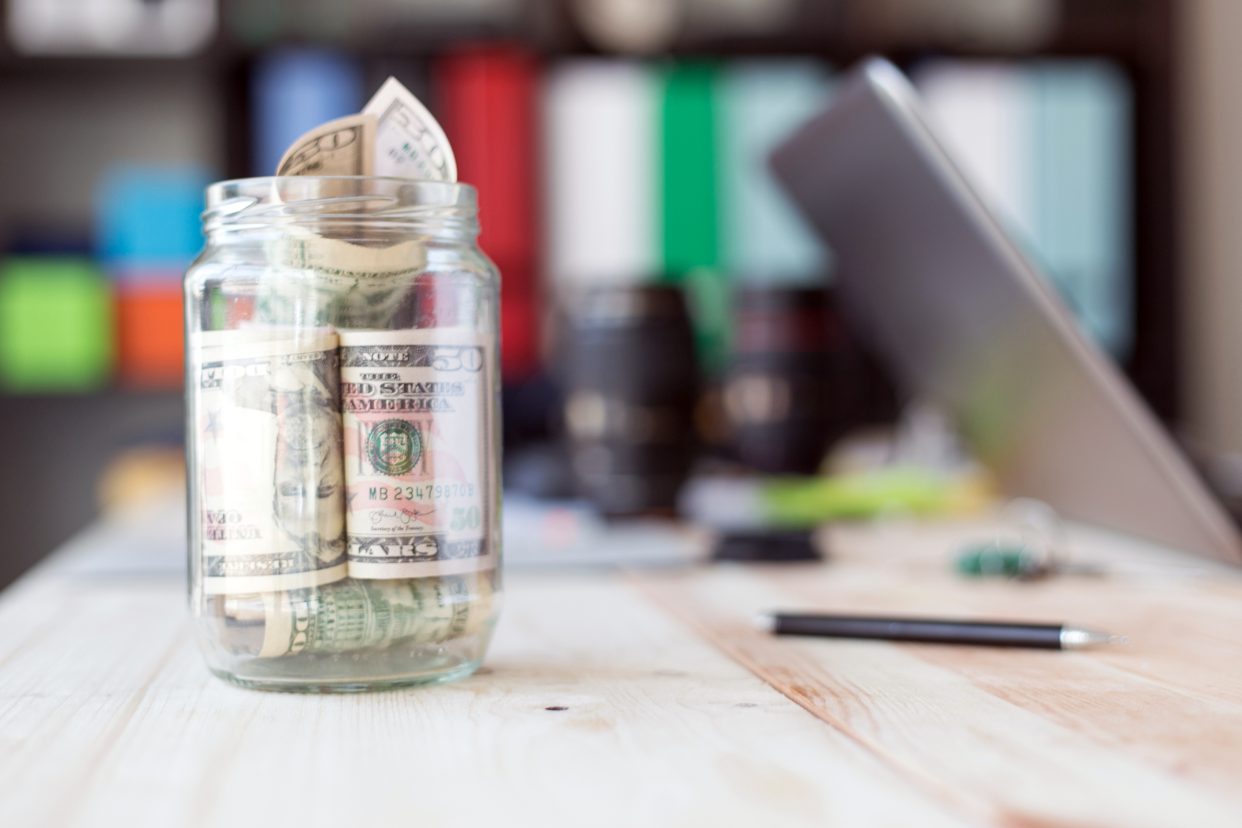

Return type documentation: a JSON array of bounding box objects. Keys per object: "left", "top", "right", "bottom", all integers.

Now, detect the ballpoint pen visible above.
[{"left": 754, "top": 612, "right": 1127, "bottom": 650}]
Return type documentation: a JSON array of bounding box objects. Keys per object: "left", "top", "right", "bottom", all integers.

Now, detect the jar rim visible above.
[{"left": 202, "top": 176, "right": 479, "bottom": 234}]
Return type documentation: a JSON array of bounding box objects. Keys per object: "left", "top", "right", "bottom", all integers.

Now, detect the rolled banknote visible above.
[
  {"left": 216, "top": 574, "right": 494, "bottom": 658},
  {"left": 193, "top": 329, "right": 348, "bottom": 594},
  {"left": 273, "top": 77, "right": 455, "bottom": 182},
  {"left": 339, "top": 328, "right": 497, "bottom": 579},
  {"left": 261, "top": 232, "right": 427, "bottom": 331},
  {"left": 267, "top": 76, "right": 450, "bottom": 329},
  {"left": 364, "top": 76, "right": 457, "bottom": 181},
  {"left": 276, "top": 114, "right": 377, "bottom": 177}
]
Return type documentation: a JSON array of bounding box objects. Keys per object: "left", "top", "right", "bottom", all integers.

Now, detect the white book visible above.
[
  {"left": 915, "top": 60, "right": 1037, "bottom": 248},
  {"left": 543, "top": 60, "right": 659, "bottom": 289}
]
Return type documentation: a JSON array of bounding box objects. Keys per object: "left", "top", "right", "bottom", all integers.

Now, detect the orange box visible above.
[{"left": 116, "top": 286, "right": 183, "bottom": 388}]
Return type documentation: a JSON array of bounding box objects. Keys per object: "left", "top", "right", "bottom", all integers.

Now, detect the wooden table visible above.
[{"left": 3, "top": 502, "right": 1242, "bottom": 827}]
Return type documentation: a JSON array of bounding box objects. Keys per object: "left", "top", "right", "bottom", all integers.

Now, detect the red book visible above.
[
  {"left": 436, "top": 46, "right": 541, "bottom": 381},
  {"left": 116, "top": 283, "right": 183, "bottom": 388}
]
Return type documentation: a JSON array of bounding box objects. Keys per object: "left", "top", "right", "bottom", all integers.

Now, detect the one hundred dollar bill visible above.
[
  {"left": 339, "top": 329, "right": 496, "bottom": 579},
  {"left": 218, "top": 575, "right": 494, "bottom": 658},
  {"left": 193, "top": 330, "right": 349, "bottom": 594},
  {"left": 276, "top": 114, "right": 377, "bottom": 176},
  {"left": 363, "top": 76, "right": 457, "bottom": 181}
]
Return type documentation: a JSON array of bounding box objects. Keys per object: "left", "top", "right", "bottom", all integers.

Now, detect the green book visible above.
[
  {"left": 661, "top": 61, "right": 718, "bottom": 274},
  {"left": 660, "top": 62, "right": 728, "bottom": 374},
  {"left": 0, "top": 257, "right": 114, "bottom": 393}
]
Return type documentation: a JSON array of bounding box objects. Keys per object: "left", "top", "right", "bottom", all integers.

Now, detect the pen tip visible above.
[
  {"left": 752, "top": 613, "right": 776, "bottom": 633},
  {"left": 1061, "top": 627, "right": 1125, "bottom": 649}
]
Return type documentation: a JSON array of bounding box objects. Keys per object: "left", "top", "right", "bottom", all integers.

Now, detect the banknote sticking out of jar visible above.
[{"left": 185, "top": 79, "right": 502, "bottom": 692}]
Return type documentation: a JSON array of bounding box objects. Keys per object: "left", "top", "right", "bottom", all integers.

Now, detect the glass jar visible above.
[{"left": 185, "top": 177, "right": 502, "bottom": 692}]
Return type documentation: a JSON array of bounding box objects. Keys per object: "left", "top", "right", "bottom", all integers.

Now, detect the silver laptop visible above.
[{"left": 770, "top": 57, "right": 1242, "bottom": 564}]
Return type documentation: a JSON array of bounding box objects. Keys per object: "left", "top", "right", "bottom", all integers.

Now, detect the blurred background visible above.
[{"left": 3, "top": 0, "right": 1241, "bottom": 586}]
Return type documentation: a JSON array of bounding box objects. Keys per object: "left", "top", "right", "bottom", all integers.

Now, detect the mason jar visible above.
[{"left": 185, "top": 177, "right": 502, "bottom": 692}]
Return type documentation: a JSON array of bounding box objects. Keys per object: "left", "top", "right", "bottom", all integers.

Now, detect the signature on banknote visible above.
[{"left": 368, "top": 506, "right": 436, "bottom": 526}]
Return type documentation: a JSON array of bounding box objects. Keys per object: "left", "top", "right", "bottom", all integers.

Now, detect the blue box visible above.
[{"left": 96, "top": 166, "right": 212, "bottom": 274}]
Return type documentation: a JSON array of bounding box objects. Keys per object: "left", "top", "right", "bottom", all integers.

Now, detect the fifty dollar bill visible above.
[
  {"left": 340, "top": 328, "right": 496, "bottom": 579},
  {"left": 274, "top": 76, "right": 456, "bottom": 181},
  {"left": 194, "top": 330, "right": 349, "bottom": 594}
]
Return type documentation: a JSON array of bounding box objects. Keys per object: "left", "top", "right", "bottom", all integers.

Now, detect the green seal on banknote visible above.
[{"left": 367, "top": 419, "right": 421, "bottom": 475}]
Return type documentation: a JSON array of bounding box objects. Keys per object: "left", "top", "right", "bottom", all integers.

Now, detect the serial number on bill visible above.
[{"left": 368, "top": 483, "right": 477, "bottom": 501}]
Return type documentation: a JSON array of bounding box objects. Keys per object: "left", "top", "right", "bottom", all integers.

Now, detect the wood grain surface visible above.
[
  {"left": 632, "top": 519, "right": 1242, "bottom": 828},
  {"left": 0, "top": 515, "right": 969, "bottom": 828},
  {"left": 2, "top": 511, "right": 1241, "bottom": 827}
]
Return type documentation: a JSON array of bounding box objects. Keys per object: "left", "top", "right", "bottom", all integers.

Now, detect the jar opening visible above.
[{"left": 202, "top": 176, "right": 479, "bottom": 239}]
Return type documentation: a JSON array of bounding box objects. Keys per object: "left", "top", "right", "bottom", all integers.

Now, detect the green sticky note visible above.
[
  {"left": 760, "top": 467, "right": 956, "bottom": 526},
  {"left": 0, "top": 257, "right": 114, "bottom": 393}
]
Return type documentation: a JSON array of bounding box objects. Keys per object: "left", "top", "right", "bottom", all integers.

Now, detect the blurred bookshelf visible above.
[{"left": 0, "top": 0, "right": 1180, "bottom": 586}]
